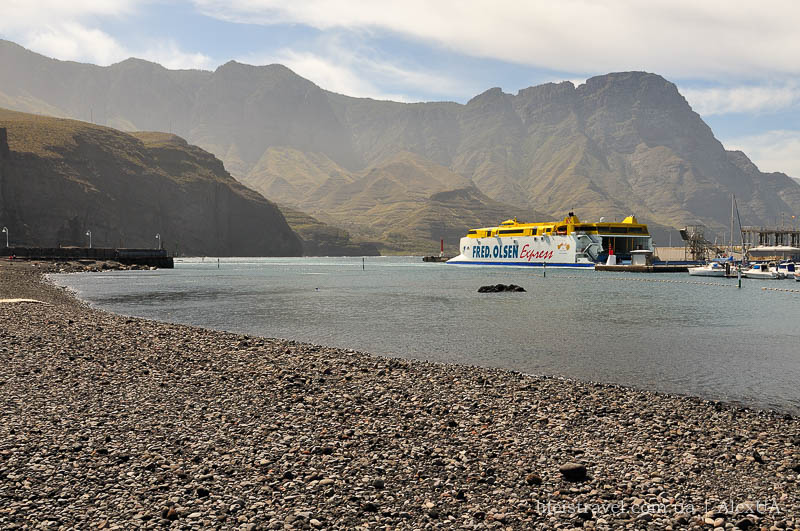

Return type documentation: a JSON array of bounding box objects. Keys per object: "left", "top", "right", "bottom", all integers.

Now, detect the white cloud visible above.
[
  {"left": 1, "top": 0, "right": 211, "bottom": 69},
  {"left": 140, "top": 41, "right": 213, "bottom": 70},
  {"left": 239, "top": 36, "right": 469, "bottom": 101},
  {"left": 682, "top": 84, "right": 800, "bottom": 116},
  {"left": 22, "top": 23, "right": 128, "bottom": 65},
  {"left": 2, "top": 0, "right": 137, "bottom": 21},
  {"left": 262, "top": 49, "right": 407, "bottom": 101},
  {"left": 193, "top": 0, "right": 800, "bottom": 81},
  {"left": 725, "top": 130, "right": 800, "bottom": 178},
  {"left": 1, "top": 1, "right": 135, "bottom": 64}
]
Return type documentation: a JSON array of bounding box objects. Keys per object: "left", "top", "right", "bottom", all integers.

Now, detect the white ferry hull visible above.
[{"left": 447, "top": 234, "right": 598, "bottom": 268}]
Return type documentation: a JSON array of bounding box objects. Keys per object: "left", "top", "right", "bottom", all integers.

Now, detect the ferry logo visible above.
[
  {"left": 472, "top": 244, "right": 519, "bottom": 259},
  {"left": 556, "top": 243, "right": 570, "bottom": 250},
  {"left": 520, "top": 244, "right": 554, "bottom": 262}
]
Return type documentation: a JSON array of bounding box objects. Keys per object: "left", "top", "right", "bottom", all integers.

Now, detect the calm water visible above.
[{"left": 51, "top": 257, "right": 800, "bottom": 413}]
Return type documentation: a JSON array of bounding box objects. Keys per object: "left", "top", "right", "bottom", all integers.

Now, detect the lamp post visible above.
[
  {"left": 155, "top": 233, "right": 161, "bottom": 250},
  {"left": 86, "top": 230, "right": 92, "bottom": 249},
  {"left": 1, "top": 227, "right": 7, "bottom": 248}
]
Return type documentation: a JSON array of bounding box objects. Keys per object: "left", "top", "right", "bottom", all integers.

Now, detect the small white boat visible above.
[
  {"left": 687, "top": 262, "right": 726, "bottom": 277},
  {"left": 742, "top": 263, "right": 781, "bottom": 279}
]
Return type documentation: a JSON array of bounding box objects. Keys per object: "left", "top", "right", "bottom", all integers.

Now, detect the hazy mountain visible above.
[
  {"left": 2, "top": 39, "right": 798, "bottom": 248},
  {"left": 0, "top": 108, "right": 302, "bottom": 256},
  {"left": 277, "top": 204, "right": 380, "bottom": 256},
  {"left": 286, "top": 151, "right": 548, "bottom": 253}
]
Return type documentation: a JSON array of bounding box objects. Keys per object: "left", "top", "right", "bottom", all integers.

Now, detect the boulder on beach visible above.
[
  {"left": 559, "top": 462, "right": 588, "bottom": 482},
  {"left": 477, "top": 284, "right": 526, "bottom": 293}
]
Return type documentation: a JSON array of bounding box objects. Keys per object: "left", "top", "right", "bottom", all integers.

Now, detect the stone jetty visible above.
[{"left": 1, "top": 261, "right": 798, "bottom": 529}]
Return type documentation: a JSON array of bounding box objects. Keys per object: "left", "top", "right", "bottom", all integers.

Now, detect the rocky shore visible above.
[{"left": 1, "top": 261, "right": 798, "bottom": 530}]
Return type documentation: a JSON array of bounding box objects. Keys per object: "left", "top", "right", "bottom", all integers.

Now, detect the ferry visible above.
[{"left": 447, "top": 212, "right": 653, "bottom": 268}]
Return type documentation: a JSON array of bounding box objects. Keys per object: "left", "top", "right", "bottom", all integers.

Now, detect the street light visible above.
[
  {"left": 1, "top": 227, "right": 7, "bottom": 248},
  {"left": 155, "top": 233, "right": 161, "bottom": 250},
  {"left": 86, "top": 230, "right": 92, "bottom": 249}
]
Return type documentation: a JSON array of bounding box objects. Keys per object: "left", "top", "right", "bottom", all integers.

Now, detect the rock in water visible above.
[{"left": 477, "top": 284, "right": 526, "bottom": 293}]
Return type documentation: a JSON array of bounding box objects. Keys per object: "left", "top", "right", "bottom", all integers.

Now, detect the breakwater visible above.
[{"left": 6, "top": 246, "right": 173, "bottom": 268}]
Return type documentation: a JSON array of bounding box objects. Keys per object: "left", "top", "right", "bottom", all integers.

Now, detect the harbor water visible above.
[{"left": 52, "top": 257, "right": 800, "bottom": 413}]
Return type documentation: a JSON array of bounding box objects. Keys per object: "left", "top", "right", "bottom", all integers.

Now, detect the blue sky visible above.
[{"left": 2, "top": 0, "right": 799, "bottom": 177}]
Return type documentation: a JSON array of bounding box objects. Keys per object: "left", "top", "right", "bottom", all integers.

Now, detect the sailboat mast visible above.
[
  {"left": 729, "top": 194, "right": 734, "bottom": 254},
  {"left": 733, "top": 195, "right": 745, "bottom": 264}
]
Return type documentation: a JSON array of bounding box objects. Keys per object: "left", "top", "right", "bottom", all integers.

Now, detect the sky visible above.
[{"left": 2, "top": 0, "right": 799, "bottom": 178}]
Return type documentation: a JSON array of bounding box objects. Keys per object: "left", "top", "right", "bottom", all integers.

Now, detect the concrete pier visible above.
[{"left": 5, "top": 247, "right": 174, "bottom": 268}]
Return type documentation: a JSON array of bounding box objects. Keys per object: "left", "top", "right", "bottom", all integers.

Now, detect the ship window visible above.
[
  {"left": 498, "top": 228, "right": 525, "bottom": 235},
  {"left": 468, "top": 230, "right": 477, "bottom": 235}
]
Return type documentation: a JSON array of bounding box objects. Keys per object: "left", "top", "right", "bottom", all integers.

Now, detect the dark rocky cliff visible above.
[
  {"left": 0, "top": 128, "right": 8, "bottom": 231},
  {"left": 0, "top": 127, "right": 9, "bottom": 159},
  {"left": 0, "top": 110, "right": 302, "bottom": 256}
]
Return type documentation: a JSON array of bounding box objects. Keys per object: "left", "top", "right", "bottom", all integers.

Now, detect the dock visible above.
[
  {"left": 5, "top": 247, "right": 174, "bottom": 268},
  {"left": 595, "top": 264, "right": 689, "bottom": 273}
]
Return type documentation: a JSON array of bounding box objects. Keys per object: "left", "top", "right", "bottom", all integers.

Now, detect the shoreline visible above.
[
  {"left": 46, "top": 260, "right": 799, "bottom": 418},
  {"left": 1, "top": 261, "right": 798, "bottom": 529}
]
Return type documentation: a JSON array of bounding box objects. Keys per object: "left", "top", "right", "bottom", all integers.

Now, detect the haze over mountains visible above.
[{"left": 1, "top": 39, "right": 798, "bottom": 252}]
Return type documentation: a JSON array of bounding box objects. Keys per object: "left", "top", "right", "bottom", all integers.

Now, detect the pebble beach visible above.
[{"left": 1, "top": 261, "right": 798, "bottom": 530}]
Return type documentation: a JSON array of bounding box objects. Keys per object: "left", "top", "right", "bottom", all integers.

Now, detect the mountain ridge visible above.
[
  {"left": 1, "top": 39, "right": 798, "bottom": 248},
  {"left": 0, "top": 108, "right": 302, "bottom": 256}
]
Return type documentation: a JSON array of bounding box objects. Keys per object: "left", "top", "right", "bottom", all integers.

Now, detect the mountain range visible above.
[{"left": 1, "top": 38, "right": 798, "bottom": 252}]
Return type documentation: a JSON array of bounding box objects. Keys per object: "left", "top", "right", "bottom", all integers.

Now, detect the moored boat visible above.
[
  {"left": 687, "top": 262, "right": 726, "bottom": 277},
  {"left": 447, "top": 212, "right": 653, "bottom": 268},
  {"left": 742, "top": 263, "right": 782, "bottom": 279}
]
